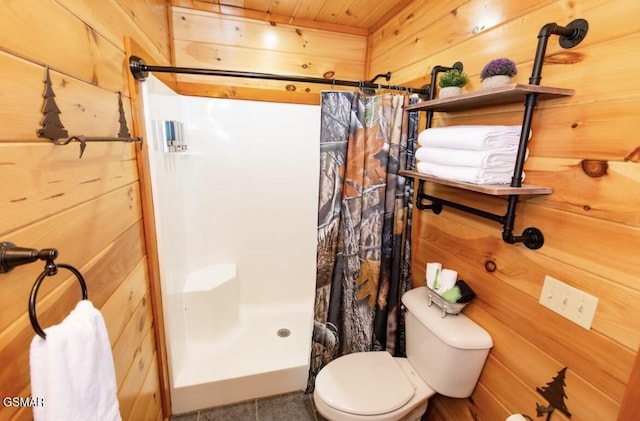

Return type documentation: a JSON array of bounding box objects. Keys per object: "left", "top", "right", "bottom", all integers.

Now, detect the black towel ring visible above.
[{"left": 29, "top": 261, "right": 88, "bottom": 339}]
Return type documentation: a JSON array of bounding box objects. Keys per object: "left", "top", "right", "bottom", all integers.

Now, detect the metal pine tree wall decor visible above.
[
  {"left": 117, "top": 92, "right": 131, "bottom": 138},
  {"left": 35, "top": 66, "right": 141, "bottom": 158},
  {"left": 536, "top": 366, "right": 572, "bottom": 418},
  {"left": 37, "top": 66, "right": 68, "bottom": 141}
]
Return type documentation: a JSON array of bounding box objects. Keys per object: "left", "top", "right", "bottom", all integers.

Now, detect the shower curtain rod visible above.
[{"left": 129, "top": 55, "right": 431, "bottom": 96}]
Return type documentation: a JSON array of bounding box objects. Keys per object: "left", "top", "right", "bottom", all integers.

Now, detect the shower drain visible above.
[{"left": 277, "top": 328, "right": 291, "bottom": 338}]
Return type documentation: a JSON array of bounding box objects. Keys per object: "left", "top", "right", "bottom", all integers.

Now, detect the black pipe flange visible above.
[
  {"left": 522, "top": 227, "right": 545, "bottom": 250},
  {"left": 129, "top": 55, "right": 149, "bottom": 81},
  {"left": 559, "top": 19, "right": 589, "bottom": 49}
]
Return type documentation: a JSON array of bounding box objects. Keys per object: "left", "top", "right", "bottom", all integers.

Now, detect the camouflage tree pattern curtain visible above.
[{"left": 309, "top": 91, "right": 419, "bottom": 388}]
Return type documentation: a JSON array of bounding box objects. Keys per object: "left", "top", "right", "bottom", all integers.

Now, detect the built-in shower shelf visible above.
[{"left": 184, "top": 264, "right": 236, "bottom": 292}]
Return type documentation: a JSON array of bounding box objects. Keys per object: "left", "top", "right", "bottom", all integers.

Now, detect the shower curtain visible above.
[{"left": 309, "top": 91, "right": 419, "bottom": 387}]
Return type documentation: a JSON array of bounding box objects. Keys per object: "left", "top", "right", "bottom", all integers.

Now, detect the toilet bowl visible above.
[
  {"left": 313, "top": 286, "right": 493, "bottom": 421},
  {"left": 314, "top": 352, "right": 434, "bottom": 421}
]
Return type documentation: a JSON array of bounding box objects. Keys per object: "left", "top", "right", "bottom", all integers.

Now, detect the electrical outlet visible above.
[{"left": 539, "top": 275, "right": 598, "bottom": 330}]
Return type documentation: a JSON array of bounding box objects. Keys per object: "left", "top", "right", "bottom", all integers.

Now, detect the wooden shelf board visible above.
[
  {"left": 399, "top": 170, "right": 553, "bottom": 195},
  {"left": 406, "top": 84, "right": 574, "bottom": 112}
]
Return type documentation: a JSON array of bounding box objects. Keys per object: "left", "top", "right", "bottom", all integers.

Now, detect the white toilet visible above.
[{"left": 313, "top": 286, "right": 493, "bottom": 421}]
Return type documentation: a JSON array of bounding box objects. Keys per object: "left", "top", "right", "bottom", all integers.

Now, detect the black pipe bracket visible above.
[
  {"left": 0, "top": 242, "right": 58, "bottom": 273},
  {"left": 558, "top": 19, "right": 589, "bottom": 49},
  {"left": 415, "top": 191, "right": 546, "bottom": 250},
  {"left": 129, "top": 56, "right": 149, "bottom": 81}
]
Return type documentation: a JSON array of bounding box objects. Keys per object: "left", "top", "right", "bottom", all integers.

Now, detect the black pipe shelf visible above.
[
  {"left": 405, "top": 18, "right": 588, "bottom": 250},
  {"left": 401, "top": 84, "right": 565, "bottom": 250}
]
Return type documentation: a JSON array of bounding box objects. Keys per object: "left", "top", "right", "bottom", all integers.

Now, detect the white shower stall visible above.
[{"left": 141, "top": 76, "right": 319, "bottom": 414}]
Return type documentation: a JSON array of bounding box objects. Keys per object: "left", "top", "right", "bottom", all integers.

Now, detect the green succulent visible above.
[{"left": 438, "top": 69, "right": 469, "bottom": 88}]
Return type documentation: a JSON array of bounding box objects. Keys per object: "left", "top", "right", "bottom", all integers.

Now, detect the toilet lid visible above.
[{"left": 315, "top": 351, "right": 415, "bottom": 415}]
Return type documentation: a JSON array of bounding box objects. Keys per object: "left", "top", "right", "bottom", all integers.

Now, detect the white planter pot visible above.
[
  {"left": 439, "top": 86, "right": 462, "bottom": 98},
  {"left": 481, "top": 75, "right": 512, "bottom": 89}
]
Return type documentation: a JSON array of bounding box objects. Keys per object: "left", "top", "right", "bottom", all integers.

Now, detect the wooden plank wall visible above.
[
  {"left": 0, "top": 0, "right": 171, "bottom": 420},
  {"left": 368, "top": 1, "right": 640, "bottom": 420},
  {"left": 170, "top": 0, "right": 368, "bottom": 103}
]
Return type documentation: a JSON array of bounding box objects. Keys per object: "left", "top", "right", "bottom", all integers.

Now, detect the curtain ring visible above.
[{"left": 29, "top": 262, "right": 89, "bottom": 339}]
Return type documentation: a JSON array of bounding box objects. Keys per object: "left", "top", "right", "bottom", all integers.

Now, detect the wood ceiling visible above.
[{"left": 191, "top": 0, "right": 416, "bottom": 31}]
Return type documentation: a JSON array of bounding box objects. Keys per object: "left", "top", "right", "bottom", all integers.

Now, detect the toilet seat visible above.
[{"left": 315, "top": 351, "right": 415, "bottom": 415}]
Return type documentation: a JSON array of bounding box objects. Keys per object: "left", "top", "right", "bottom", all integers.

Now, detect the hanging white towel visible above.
[
  {"left": 417, "top": 162, "right": 524, "bottom": 185},
  {"left": 30, "top": 300, "right": 121, "bottom": 421},
  {"left": 416, "top": 146, "right": 527, "bottom": 169},
  {"left": 418, "top": 125, "right": 530, "bottom": 150}
]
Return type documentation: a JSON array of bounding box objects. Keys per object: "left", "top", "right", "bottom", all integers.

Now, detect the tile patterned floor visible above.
[{"left": 171, "top": 391, "right": 329, "bottom": 421}]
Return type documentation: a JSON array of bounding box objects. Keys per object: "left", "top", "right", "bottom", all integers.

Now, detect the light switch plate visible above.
[{"left": 539, "top": 275, "right": 598, "bottom": 330}]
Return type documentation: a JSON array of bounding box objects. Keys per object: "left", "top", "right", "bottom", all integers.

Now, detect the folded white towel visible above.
[
  {"left": 417, "top": 162, "right": 524, "bottom": 185},
  {"left": 425, "top": 262, "right": 442, "bottom": 289},
  {"left": 30, "top": 300, "right": 121, "bottom": 421},
  {"left": 418, "top": 125, "right": 530, "bottom": 150},
  {"left": 416, "top": 146, "right": 526, "bottom": 169}
]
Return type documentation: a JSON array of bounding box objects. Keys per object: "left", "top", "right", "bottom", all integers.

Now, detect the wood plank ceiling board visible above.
[{"left": 194, "top": 0, "right": 416, "bottom": 29}]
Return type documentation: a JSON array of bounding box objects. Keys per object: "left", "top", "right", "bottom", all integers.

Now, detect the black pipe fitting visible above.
[{"left": 0, "top": 242, "right": 58, "bottom": 273}]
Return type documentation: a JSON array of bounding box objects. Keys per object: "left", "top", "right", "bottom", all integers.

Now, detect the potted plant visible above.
[
  {"left": 438, "top": 69, "right": 469, "bottom": 98},
  {"left": 480, "top": 58, "right": 517, "bottom": 89}
]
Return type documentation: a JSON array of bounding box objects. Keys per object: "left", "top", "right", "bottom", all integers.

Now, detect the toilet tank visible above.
[{"left": 401, "top": 286, "right": 493, "bottom": 398}]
